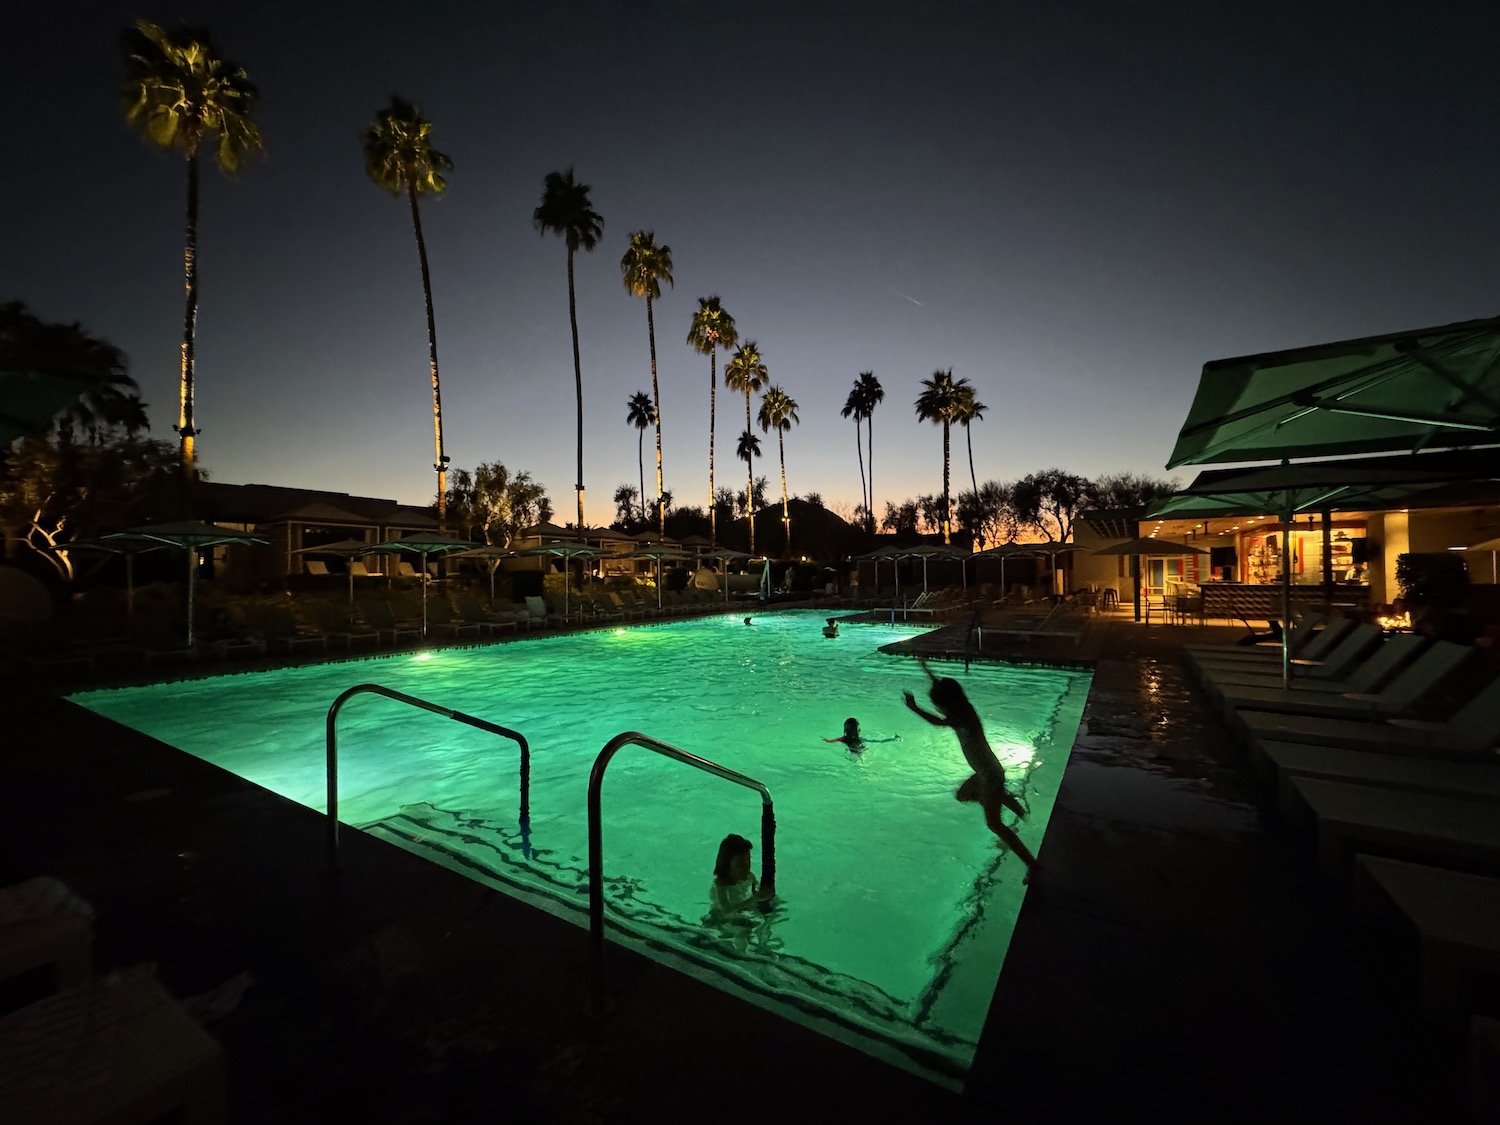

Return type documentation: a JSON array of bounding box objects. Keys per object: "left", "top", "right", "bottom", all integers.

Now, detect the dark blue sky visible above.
[{"left": 7, "top": 1, "right": 1499, "bottom": 524}]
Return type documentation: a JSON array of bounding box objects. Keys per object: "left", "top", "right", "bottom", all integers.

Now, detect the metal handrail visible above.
[
  {"left": 325, "top": 683, "right": 530, "bottom": 872},
  {"left": 587, "top": 731, "right": 776, "bottom": 1012},
  {"left": 963, "top": 607, "right": 983, "bottom": 670}
]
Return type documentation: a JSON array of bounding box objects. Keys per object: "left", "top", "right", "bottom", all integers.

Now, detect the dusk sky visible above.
[{"left": 8, "top": 2, "right": 1500, "bottom": 526}]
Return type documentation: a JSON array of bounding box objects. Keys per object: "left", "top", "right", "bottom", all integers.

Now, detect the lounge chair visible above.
[
  {"left": 524, "top": 596, "right": 553, "bottom": 627},
  {"left": 347, "top": 559, "right": 378, "bottom": 579},
  {"left": 1184, "top": 613, "right": 1327, "bottom": 662},
  {"left": 313, "top": 602, "right": 379, "bottom": 648},
  {"left": 1211, "top": 637, "right": 1462, "bottom": 725},
  {"left": 1205, "top": 623, "right": 1384, "bottom": 685},
  {"left": 1241, "top": 673, "right": 1500, "bottom": 757},
  {"left": 246, "top": 604, "right": 327, "bottom": 654},
  {"left": 1190, "top": 616, "right": 1357, "bottom": 669},
  {"left": 608, "top": 592, "right": 648, "bottom": 620},
  {"left": 455, "top": 595, "right": 522, "bottom": 636},
  {"left": 358, "top": 600, "right": 422, "bottom": 644},
  {"left": 1258, "top": 741, "right": 1500, "bottom": 804},
  {"left": 0, "top": 876, "right": 94, "bottom": 994},
  {"left": 305, "top": 559, "right": 332, "bottom": 577},
  {"left": 424, "top": 598, "right": 481, "bottom": 641},
  {"left": 397, "top": 560, "right": 421, "bottom": 580},
  {"left": 1198, "top": 632, "right": 1428, "bottom": 699}
]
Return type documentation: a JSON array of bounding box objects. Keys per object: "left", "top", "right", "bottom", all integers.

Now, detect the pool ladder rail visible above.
[
  {"left": 588, "top": 731, "right": 777, "bottom": 1013},
  {"left": 324, "top": 683, "right": 531, "bottom": 872}
]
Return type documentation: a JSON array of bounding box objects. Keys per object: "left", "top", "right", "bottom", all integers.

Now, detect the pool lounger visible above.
[
  {"left": 1185, "top": 615, "right": 1353, "bottom": 667},
  {"left": 1193, "top": 632, "right": 1431, "bottom": 698},
  {"left": 1353, "top": 855, "right": 1500, "bottom": 1027},
  {"left": 1287, "top": 775, "right": 1500, "bottom": 878},
  {"left": 1259, "top": 740, "right": 1500, "bottom": 812},
  {"left": 1193, "top": 623, "right": 1384, "bottom": 689}
]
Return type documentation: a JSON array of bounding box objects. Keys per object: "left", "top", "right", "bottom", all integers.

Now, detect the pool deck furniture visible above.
[
  {"left": 1354, "top": 855, "right": 1500, "bottom": 1028},
  {"left": 1257, "top": 740, "right": 1500, "bottom": 808},
  {"left": 0, "top": 878, "right": 93, "bottom": 999},
  {"left": 311, "top": 602, "right": 380, "bottom": 648},
  {"left": 0, "top": 964, "right": 226, "bottom": 1125},
  {"left": 1192, "top": 632, "right": 1430, "bottom": 697},
  {"left": 357, "top": 600, "right": 422, "bottom": 644},
  {"left": 424, "top": 599, "right": 482, "bottom": 641},
  {"left": 1285, "top": 776, "right": 1500, "bottom": 878}
]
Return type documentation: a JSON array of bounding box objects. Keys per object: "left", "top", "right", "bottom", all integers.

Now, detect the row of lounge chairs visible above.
[{"left": 1184, "top": 613, "right": 1500, "bottom": 1115}]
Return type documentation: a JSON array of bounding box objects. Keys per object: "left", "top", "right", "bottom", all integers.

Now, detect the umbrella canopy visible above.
[
  {"left": 517, "top": 521, "right": 578, "bottom": 540},
  {"left": 453, "top": 544, "right": 521, "bottom": 603},
  {"left": 292, "top": 538, "right": 379, "bottom": 606},
  {"left": 514, "top": 541, "right": 603, "bottom": 619},
  {"left": 701, "top": 548, "right": 751, "bottom": 603},
  {"left": 1167, "top": 315, "right": 1500, "bottom": 469},
  {"left": 1093, "top": 537, "right": 1209, "bottom": 557},
  {"left": 58, "top": 535, "right": 172, "bottom": 616},
  {"left": 365, "top": 532, "right": 478, "bottom": 638},
  {"left": 619, "top": 546, "right": 691, "bottom": 609},
  {"left": 890, "top": 543, "right": 966, "bottom": 593},
  {"left": 113, "top": 521, "right": 269, "bottom": 645}
]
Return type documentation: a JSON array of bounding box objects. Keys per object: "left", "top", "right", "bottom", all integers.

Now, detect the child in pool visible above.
[
  {"left": 822, "top": 717, "right": 900, "bottom": 753},
  {"left": 822, "top": 618, "right": 840, "bottom": 638},
  {"left": 709, "top": 833, "right": 773, "bottom": 917},
  {"left": 902, "top": 659, "right": 1041, "bottom": 882}
]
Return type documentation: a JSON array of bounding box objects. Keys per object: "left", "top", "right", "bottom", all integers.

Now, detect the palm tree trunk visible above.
[
  {"left": 638, "top": 429, "right": 647, "bottom": 523},
  {"left": 567, "top": 247, "right": 584, "bottom": 530},
  {"left": 708, "top": 345, "right": 717, "bottom": 547},
  {"left": 866, "top": 413, "right": 876, "bottom": 533},
  {"left": 942, "top": 421, "right": 952, "bottom": 544},
  {"left": 744, "top": 392, "right": 754, "bottom": 555},
  {"left": 408, "top": 184, "right": 446, "bottom": 525},
  {"left": 647, "top": 294, "right": 664, "bottom": 537},
  {"left": 779, "top": 429, "right": 789, "bottom": 554},
  {"left": 178, "top": 152, "right": 200, "bottom": 479},
  {"left": 853, "top": 417, "right": 866, "bottom": 530},
  {"left": 966, "top": 423, "right": 979, "bottom": 502}
]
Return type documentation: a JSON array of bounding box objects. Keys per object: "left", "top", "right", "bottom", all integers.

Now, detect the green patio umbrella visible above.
[
  {"left": 701, "top": 548, "right": 751, "bottom": 604},
  {"left": 514, "top": 541, "right": 603, "bottom": 620},
  {"left": 111, "top": 520, "right": 270, "bottom": 646},
  {"left": 620, "top": 547, "right": 692, "bottom": 610},
  {"left": 58, "top": 534, "right": 172, "bottom": 616},
  {"left": 893, "top": 543, "right": 967, "bottom": 594},
  {"left": 364, "top": 532, "right": 478, "bottom": 638},
  {"left": 452, "top": 544, "right": 521, "bottom": 605}
]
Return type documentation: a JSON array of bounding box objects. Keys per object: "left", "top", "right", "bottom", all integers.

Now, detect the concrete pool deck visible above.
[{"left": 0, "top": 611, "right": 1467, "bottom": 1122}]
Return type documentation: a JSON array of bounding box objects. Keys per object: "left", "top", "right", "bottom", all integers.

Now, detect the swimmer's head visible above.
[
  {"left": 929, "top": 675, "right": 966, "bottom": 712},
  {"left": 843, "top": 717, "right": 860, "bottom": 738},
  {"left": 744, "top": 617, "right": 752, "bottom": 625}
]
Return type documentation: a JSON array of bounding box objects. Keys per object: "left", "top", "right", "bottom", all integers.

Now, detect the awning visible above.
[{"left": 1166, "top": 315, "right": 1500, "bottom": 468}]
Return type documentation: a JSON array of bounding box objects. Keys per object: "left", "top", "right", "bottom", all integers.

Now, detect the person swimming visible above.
[
  {"left": 822, "top": 617, "right": 839, "bottom": 638},
  {"left": 822, "top": 717, "right": 900, "bottom": 753},
  {"left": 744, "top": 616, "right": 753, "bottom": 626},
  {"left": 902, "top": 658, "right": 1040, "bottom": 881}
]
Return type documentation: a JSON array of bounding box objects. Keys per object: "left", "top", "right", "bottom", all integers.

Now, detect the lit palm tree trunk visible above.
[
  {"left": 708, "top": 344, "right": 717, "bottom": 546},
  {"left": 744, "top": 391, "right": 755, "bottom": 555},
  {"left": 647, "top": 293, "right": 663, "bottom": 536},
  {"left": 853, "top": 416, "right": 865, "bottom": 527},
  {"left": 408, "top": 183, "right": 446, "bottom": 523},
  {"left": 942, "top": 420, "right": 952, "bottom": 544},
  {"left": 568, "top": 247, "right": 584, "bottom": 530},
  {"left": 778, "top": 428, "right": 789, "bottom": 554},
  {"left": 178, "top": 150, "right": 200, "bottom": 477},
  {"left": 638, "top": 426, "right": 647, "bottom": 522}
]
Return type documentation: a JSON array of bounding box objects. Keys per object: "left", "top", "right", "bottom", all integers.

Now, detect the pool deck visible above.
[{"left": 0, "top": 607, "right": 1466, "bottom": 1123}]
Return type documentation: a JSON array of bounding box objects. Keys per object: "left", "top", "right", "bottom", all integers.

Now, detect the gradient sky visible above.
[{"left": 8, "top": 2, "right": 1500, "bottom": 526}]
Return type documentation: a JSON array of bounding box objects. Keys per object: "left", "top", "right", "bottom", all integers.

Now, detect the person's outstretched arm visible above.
[{"left": 903, "top": 690, "right": 948, "bottom": 727}]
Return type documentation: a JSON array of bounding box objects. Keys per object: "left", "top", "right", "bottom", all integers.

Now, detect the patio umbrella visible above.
[
  {"left": 57, "top": 534, "right": 171, "bottom": 616},
  {"left": 517, "top": 521, "right": 579, "bottom": 540},
  {"left": 701, "top": 547, "right": 751, "bottom": 604},
  {"left": 620, "top": 547, "right": 692, "bottom": 609},
  {"left": 453, "top": 544, "right": 521, "bottom": 604},
  {"left": 364, "top": 532, "right": 478, "bottom": 638},
  {"left": 856, "top": 547, "right": 901, "bottom": 600},
  {"left": 893, "top": 544, "right": 966, "bottom": 594},
  {"left": 1094, "top": 538, "right": 1210, "bottom": 624},
  {"left": 291, "top": 538, "right": 378, "bottom": 606},
  {"left": 111, "top": 520, "right": 270, "bottom": 646},
  {"left": 514, "top": 541, "right": 603, "bottom": 620}
]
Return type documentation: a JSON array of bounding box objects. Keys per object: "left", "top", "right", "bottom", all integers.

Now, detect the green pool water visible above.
[{"left": 71, "top": 609, "right": 1090, "bottom": 1081}]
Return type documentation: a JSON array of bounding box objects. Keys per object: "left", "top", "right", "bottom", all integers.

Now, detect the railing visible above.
[
  {"left": 325, "top": 684, "right": 531, "bottom": 872},
  {"left": 963, "top": 608, "right": 983, "bottom": 671},
  {"left": 587, "top": 731, "right": 775, "bottom": 1013}
]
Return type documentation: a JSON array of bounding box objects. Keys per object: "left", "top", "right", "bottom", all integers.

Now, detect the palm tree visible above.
[
  {"left": 1, "top": 302, "right": 146, "bottom": 444},
  {"left": 625, "top": 390, "right": 656, "bottom": 523},
  {"left": 723, "top": 342, "right": 769, "bottom": 553},
  {"left": 686, "top": 296, "right": 739, "bottom": 546},
  {"left": 533, "top": 169, "right": 604, "bottom": 530},
  {"left": 620, "top": 231, "right": 673, "bottom": 536},
  {"left": 363, "top": 97, "right": 454, "bottom": 523},
  {"left": 120, "top": 19, "right": 263, "bottom": 479},
  {"left": 955, "top": 383, "right": 987, "bottom": 505},
  {"left": 914, "top": 369, "right": 965, "bottom": 544},
  {"left": 840, "top": 382, "right": 868, "bottom": 529},
  {"left": 758, "top": 386, "right": 800, "bottom": 553},
  {"left": 853, "top": 371, "right": 883, "bottom": 531}
]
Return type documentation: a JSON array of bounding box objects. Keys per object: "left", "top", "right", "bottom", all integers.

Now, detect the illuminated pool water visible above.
[{"left": 72, "top": 610, "right": 1089, "bottom": 1081}]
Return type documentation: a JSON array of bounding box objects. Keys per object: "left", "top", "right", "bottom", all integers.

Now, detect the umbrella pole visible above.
[
  {"left": 565, "top": 560, "right": 571, "bottom": 622},
  {"left": 723, "top": 561, "right": 729, "bottom": 605},
  {"left": 186, "top": 547, "right": 196, "bottom": 647},
  {"left": 421, "top": 550, "right": 429, "bottom": 639},
  {"left": 347, "top": 567, "right": 354, "bottom": 608},
  {"left": 923, "top": 557, "right": 929, "bottom": 594},
  {"left": 126, "top": 554, "right": 135, "bottom": 617},
  {"left": 1281, "top": 512, "right": 1293, "bottom": 690},
  {"left": 490, "top": 561, "right": 498, "bottom": 606}
]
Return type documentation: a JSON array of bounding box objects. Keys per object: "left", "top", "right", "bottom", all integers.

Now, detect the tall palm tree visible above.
[
  {"left": 1, "top": 301, "right": 146, "bottom": 444},
  {"left": 533, "top": 169, "right": 603, "bottom": 529},
  {"left": 955, "top": 383, "right": 987, "bottom": 503},
  {"left": 736, "top": 429, "right": 763, "bottom": 510},
  {"left": 840, "top": 381, "right": 868, "bottom": 528},
  {"left": 625, "top": 390, "right": 656, "bottom": 522},
  {"left": 363, "top": 97, "right": 453, "bottom": 523},
  {"left": 854, "top": 371, "right": 883, "bottom": 532},
  {"left": 757, "top": 386, "right": 800, "bottom": 553},
  {"left": 120, "top": 19, "right": 263, "bottom": 479},
  {"left": 686, "top": 296, "right": 739, "bottom": 546},
  {"left": 723, "top": 341, "right": 768, "bottom": 554},
  {"left": 620, "top": 231, "right": 673, "bottom": 536},
  {"left": 914, "top": 369, "right": 965, "bottom": 544}
]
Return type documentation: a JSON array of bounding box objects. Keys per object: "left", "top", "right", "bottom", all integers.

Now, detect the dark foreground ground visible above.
[{"left": 0, "top": 610, "right": 1468, "bottom": 1123}]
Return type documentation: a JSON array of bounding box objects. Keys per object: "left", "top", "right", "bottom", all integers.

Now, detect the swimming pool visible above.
[{"left": 71, "top": 609, "right": 1090, "bottom": 1081}]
